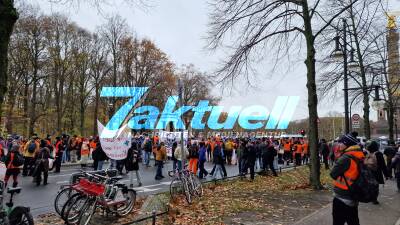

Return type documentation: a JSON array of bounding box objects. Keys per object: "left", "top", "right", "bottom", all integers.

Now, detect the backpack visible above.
[
  {"left": 364, "top": 152, "right": 378, "bottom": 171},
  {"left": 12, "top": 152, "right": 24, "bottom": 167},
  {"left": 343, "top": 155, "right": 379, "bottom": 203},
  {"left": 28, "top": 141, "right": 36, "bottom": 153}
]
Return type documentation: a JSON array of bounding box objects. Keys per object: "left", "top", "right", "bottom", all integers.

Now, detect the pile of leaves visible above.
[{"left": 164, "top": 167, "right": 332, "bottom": 225}]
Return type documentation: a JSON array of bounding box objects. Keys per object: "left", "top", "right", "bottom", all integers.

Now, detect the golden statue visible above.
[{"left": 387, "top": 14, "right": 397, "bottom": 29}]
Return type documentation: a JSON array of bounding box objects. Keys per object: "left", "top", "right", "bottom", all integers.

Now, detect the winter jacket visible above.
[
  {"left": 92, "top": 144, "right": 108, "bottom": 161},
  {"left": 125, "top": 146, "right": 140, "bottom": 171},
  {"left": 189, "top": 145, "right": 199, "bottom": 159},
  {"left": 34, "top": 147, "right": 51, "bottom": 172},
  {"left": 390, "top": 151, "right": 400, "bottom": 176},
  {"left": 371, "top": 151, "right": 389, "bottom": 184},
  {"left": 199, "top": 146, "right": 207, "bottom": 162},
  {"left": 330, "top": 145, "right": 365, "bottom": 202},
  {"left": 174, "top": 146, "right": 189, "bottom": 161},
  {"left": 213, "top": 145, "right": 224, "bottom": 165},
  {"left": 155, "top": 146, "right": 167, "bottom": 161}
]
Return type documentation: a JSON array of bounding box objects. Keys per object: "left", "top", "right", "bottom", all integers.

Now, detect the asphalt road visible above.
[{"left": 8, "top": 160, "right": 250, "bottom": 217}]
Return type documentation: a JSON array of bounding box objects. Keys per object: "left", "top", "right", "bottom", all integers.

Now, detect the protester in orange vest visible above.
[
  {"left": 4, "top": 144, "right": 23, "bottom": 187},
  {"left": 330, "top": 134, "right": 364, "bottom": 225},
  {"left": 302, "top": 141, "right": 309, "bottom": 164},
  {"left": 283, "top": 139, "right": 292, "bottom": 165},
  {"left": 294, "top": 141, "right": 303, "bottom": 166}
]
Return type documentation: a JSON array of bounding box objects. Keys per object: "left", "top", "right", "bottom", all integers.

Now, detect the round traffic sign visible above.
[{"left": 352, "top": 114, "right": 360, "bottom": 121}]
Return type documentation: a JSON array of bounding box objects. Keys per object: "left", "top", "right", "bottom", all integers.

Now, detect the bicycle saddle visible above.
[
  {"left": 7, "top": 187, "right": 21, "bottom": 194},
  {"left": 109, "top": 176, "right": 123, "bottom": 181}
]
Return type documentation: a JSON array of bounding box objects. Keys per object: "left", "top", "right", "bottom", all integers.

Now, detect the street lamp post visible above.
[
  {"left": 177, "top": 78, "right": 185, "bottom": 168},
  {"left": 332, "top": 18, "right": 360, "bottom": 134}
]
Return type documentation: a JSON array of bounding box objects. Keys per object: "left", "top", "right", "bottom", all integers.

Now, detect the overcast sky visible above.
[{"left": 24, "top": 0, "right": 400, "bottom": 121}]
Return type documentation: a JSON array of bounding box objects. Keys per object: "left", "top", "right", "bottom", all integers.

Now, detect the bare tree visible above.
[
  {"left": 100, "top": 15, "right": 128, "bottom": 117},
  {"left": 207, "top": 0, "right": 361, "bottom": 188}
]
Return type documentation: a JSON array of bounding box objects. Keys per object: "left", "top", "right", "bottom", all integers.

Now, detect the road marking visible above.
[
  {"left": 56, "top": 181, "right": 69, "bottom": 184},
  {"left": 136, "top": 187, "right": 161, "bottom": 193}
]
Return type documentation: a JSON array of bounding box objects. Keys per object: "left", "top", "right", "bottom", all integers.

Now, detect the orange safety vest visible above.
[
  {"left": 302, "top": 143, "right": 309, "bottom": 155},
  {"left": 333, "top": 150, "right": 364, "bottom": 190},
  {"left": 283, "top": 142, "right": 291, "bottom": 152},
  {"left": 295, "top": 144, "right": 303, "bottom": 154}
]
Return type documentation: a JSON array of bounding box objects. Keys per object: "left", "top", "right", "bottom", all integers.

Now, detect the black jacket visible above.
[
  {"left": 372, "top": 151, "right": 389, "bottom": 184},
  {"left": 92, "top": 144, "right": 108, "bottom": 161},
  {"left": 125, "top": 146, "right": 140, "bottom": 171},
  {"left": 213, "top": 146, "right": 224, "bottom": 165}
]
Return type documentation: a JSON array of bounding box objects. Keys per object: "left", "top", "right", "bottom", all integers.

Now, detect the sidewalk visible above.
[{"left": 295, "top": 179, "right": 400, "bottom": 225}]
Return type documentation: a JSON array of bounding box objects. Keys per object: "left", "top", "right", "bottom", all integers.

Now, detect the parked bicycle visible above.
[
  {"left": 59, "top": 171, "right": 136, "bottom": 225},
  {"left": 169, "top": 166, "right": 203, "bottom": 204},
  {"left": 0, "top": 181, "right": 34, "bottom": 225},
  {"left": 54, "top": 169, "right": 118, "bottom": 216}
]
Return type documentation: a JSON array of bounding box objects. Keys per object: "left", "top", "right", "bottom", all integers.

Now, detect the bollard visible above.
[{"left": 152, "top": 210, "right": 156, "bottom": 225}]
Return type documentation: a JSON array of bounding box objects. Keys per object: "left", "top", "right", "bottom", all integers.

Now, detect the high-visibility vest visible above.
[
  {"left": 333, "top": 150, "right": 364, "bottom": 190},
  {"left": 283, "top": 142, "right": 291, "bottom": 152},
  {"left": 302, "top": 143, "right": 309, "bottom": 155},
  {"left": 295, "top": 144, "right": 303, "bottom": 154}
]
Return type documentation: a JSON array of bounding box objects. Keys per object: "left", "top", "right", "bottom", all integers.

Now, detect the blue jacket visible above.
[{"left": 199, "top": 146, "right": 207, "bottom": 162}]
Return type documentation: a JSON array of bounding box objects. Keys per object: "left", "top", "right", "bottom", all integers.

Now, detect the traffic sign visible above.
[{"left": 352, "top": 114, "right": 360, "bottom": 121}]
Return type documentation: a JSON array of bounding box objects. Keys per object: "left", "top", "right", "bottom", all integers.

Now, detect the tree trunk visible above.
[
  {"left": 93, "top": 85, "right": 99, "bottom": 136},
  {"left": 302, "top": 1, "right": 322, "bottom": 190},
  {"left": 29, "top": 78, "right": 37, "bottom": 136},
  {"left": 0, "top": 1, "right": 18, "bottom": 125}
]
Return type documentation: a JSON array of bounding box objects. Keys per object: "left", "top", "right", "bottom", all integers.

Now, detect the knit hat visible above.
[
  {"left": 338, "top": 134, "right": 359, "bottom": 147},
  {"left": 367, "top": 141, "right": 379, "bottom": 153}
]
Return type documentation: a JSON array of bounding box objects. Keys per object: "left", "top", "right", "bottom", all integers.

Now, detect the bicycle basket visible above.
[{"left": 72, "top": 178, "right": 105, "bottom": 196}]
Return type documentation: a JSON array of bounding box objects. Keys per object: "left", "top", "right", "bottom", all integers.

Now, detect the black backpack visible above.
[
  {"left": 12, "top": 152, "right": 24, "bottom": 167},
  {"left": 28, "top": 141, "right": 36, "bottom": 153},
  {"left": 342, "top": 155, "right": 379, "bottom": 203}
]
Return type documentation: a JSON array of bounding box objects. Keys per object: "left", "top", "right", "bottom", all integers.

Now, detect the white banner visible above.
[
  {"left": 97, "top": 121, "right": 132, "bottom": 160},
  {"left": 159, "top": 131, "right": 188, "bottom": 157}
]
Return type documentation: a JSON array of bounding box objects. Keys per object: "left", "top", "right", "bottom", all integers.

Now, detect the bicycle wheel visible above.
[
  {"left": 78, "top": 198, "right": 97, "bottom": 225},
  {"left": 54, "top": 186, "right": 76, "bottom": 215},
  {"left": 8, "top": 207, "right": 34, "bottom": 225},
  {"left": 115, "top": 189, "right": 136, "bottom": 216},
  {"left": 170, "top": 177, "right": 183, "bottom": 201},
  {"left": 190, "top": 174, "right": 203, "bottom": 197},
  {"left": 182, "top": 177, "right": 192, "bottom": 204},
  {"left": 64, "top": 194, "right": 89, "bottom": 225},
  {"left": 61, "top": 193, "right": 82, "bottom": 221}
]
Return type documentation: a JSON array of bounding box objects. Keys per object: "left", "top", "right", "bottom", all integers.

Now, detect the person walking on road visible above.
[
  {"left": 390, "top": 148, "right": 400, "bottom": 192},
  {"left": 174, "top": 141, "right": 188, "bottom": 171},
  {"left": 188, "top": 141, "right": 199, "bottom": 175},
  {"left": 384, "top": 141, "right": 397, "bottom": 178},
  {"left": 126, "top": 142, "right": 142, "bottom": 187},
  {"left": 171, "top": 142, "right": 178, "bottom": 171},
  {"left": 154, "top": 142, "right": 167, "bottom": 180},
  {"left": 366, "top": 141, "right": 389, "bottom": 205},
  {"left": 263, "top": 141, "right": 278, "bottom": 176},
  {"left": 243, "top": 140, "right": 257, "bottom": 181},
  {"left": 92, "top": 139, "right": 108, "bottom": 171},
  {"left": 212, "top": 142, "right": 224, "bottom": 180},
  {"left": 54, "top": 136, "right": 66, "bottom": 173},
  {"left": 330, "top": 134, "right": 363, "bottom": 225},
  {"left": 23, "top": 135, "right": 39, "bottom": 176},
  {"left": 4, "top": 144, "right": 24, "bottom": 187},
  {"left": 142, "top": 137, "right": 152, "bottom": 167},
  {"left": 198, "top": 142, "right": 208, "bottom": 179},
  {"left": 320, "top": 139, "right": 330, "bottom": 170},
  {"left": 33, "top": 140, "right": 51, "bottom": 186}
]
